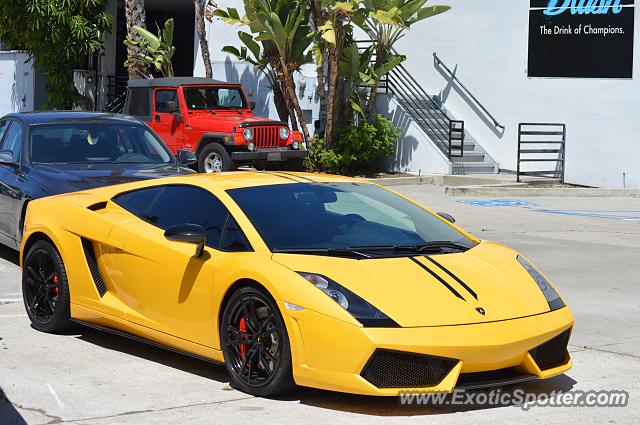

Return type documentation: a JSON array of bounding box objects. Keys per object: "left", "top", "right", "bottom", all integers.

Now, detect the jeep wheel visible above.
[{"left": 198, "top": 143, "right": 235, "bottom": 173}]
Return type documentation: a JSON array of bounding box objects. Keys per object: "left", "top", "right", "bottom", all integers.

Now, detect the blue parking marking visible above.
[
  {"left": 457, "top": 199, "right": 541, "bottom": 207},
  {"left": 531, "top": 210, "right": 640, "bottom": 221}
]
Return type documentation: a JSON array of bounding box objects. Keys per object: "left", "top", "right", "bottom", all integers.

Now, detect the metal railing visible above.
[
  {"left": 356, "top": 40, "right": 464, "bottom": 158},
  {"left": 517, "top": 123, "right": 566, "bottom": 183},
  {"left": 433, "top": 53, "right": 505, "bottom": 131}
]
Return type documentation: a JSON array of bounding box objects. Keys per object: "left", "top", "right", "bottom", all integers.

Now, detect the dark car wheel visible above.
[
  {"left": 22, "top": 240, "right": 72, "bottom": 333},
  {"left": 221, "top": 286, "right": 295, "bottom": 397},
  {"left": 198, "top": 143, "right": 236, "bottom": 173}
]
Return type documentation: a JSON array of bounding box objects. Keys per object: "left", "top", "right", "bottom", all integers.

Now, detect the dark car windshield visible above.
[
  {"left": 227, "top": 183, "right": 476, "bottom": 253},
  {"left": 183, "top": 86, "right": 246, "bottom": 110},
  {"left": 30, "top": 122, "right": 173, "bottom": 165}
]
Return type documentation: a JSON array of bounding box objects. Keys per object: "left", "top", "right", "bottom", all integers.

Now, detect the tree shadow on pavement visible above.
[{"left": 0, "top": 387, "right": 28, "bottom": 425}]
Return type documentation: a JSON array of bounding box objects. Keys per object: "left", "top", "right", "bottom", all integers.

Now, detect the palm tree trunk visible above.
[
  {"left": 271, "top": 60, "right": 298, "bottom": 130},
  {"left": 125, "top": 0, "right": 149, "bottom": 79},
  {"left": 279, "top": 62, "right": 310, "bottom": 141},
  {"left": 324, "top": 42, "right": 340, "bottom": 146},
  {"left": 194, "top": 0, "right": 213, "bottom": 78}
]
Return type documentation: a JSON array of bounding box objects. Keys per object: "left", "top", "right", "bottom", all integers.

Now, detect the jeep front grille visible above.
[
  {"left": 253, "top": 126, "right": 280, "bottom": 148},
  {"left": 361, "top": 349, "right": 458, "bottom": 389},
  {"left": 530, "top": 329, "right": 571, "bottom": 370}
]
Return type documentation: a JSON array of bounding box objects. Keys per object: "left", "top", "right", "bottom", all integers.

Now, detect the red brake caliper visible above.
[
  {"left": 239, "top": 317, "right": 248, "bottom": 360},
  {"left": 53, "top": 275, "right": 59, "bottom": 296}
]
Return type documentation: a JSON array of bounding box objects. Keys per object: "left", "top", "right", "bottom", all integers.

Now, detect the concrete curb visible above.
[
  {"left": 445, "top": 186, "right": 640, "bottom": 198},
  {"left": 365, "top": 175, "right": 514, "bottom": 187}
]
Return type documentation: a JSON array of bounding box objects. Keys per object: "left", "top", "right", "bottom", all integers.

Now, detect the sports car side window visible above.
[
  {"left": 145, "top": 185, "right": 229, "bottom": 249},
  {"left": 220, "top": 215, "right": 252, "bottom": 252},
  {"left": 113, "top": 187, "right": 164, "bottom": 218}
]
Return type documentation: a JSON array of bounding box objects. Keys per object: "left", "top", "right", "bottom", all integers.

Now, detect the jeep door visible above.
[{"left": 150, "top": 88, "right": 184, "bottom": 153}]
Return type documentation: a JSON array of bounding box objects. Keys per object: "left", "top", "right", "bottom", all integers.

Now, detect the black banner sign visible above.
[{"left": 528, "top": 0, "right": 635, "bottom": 78}]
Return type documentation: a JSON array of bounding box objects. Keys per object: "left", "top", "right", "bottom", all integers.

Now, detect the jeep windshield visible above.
[
  {"left": 227, "top": 183, "right": 477, "bottom": 256},
  {"left": 184, "top": 86, "right": 247, "bottom": 110},
  {"left": 30, "top": 122, "right": 173, "bottom": 165}
]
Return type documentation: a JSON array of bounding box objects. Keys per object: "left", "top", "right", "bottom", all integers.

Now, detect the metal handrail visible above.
[{"left": 433, "top": 52, "right": 505, "bottom": 131}]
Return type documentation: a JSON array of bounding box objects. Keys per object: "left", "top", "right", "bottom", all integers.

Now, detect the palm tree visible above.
[
  {"left": 195, "top": 0, "right": 213, "bottom": 78},
  {"left": 125, "top": 0, "right": 148, "bottom": 79}
]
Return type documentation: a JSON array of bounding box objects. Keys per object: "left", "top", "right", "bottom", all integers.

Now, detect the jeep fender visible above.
[{"left": 196, "top": 133, "right": 234, "bottom": 155}]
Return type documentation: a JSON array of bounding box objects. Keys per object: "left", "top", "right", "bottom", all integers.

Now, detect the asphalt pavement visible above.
[{"left": 1, "top": 185, "right": 639, "bottom": 424}]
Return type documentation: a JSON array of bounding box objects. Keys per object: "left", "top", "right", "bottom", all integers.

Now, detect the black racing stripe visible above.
[
  {"left": 409, "top": 257, "right": 466, "bottom": 301},
  {"left": 260, "top": 171, "right": 302, "bottom": 183},
  {"left": 274, "top": 171, "right": 317, "bottom": 183},
  {"left": 423, "top": 256, "right": 478, "bottom": 300}
]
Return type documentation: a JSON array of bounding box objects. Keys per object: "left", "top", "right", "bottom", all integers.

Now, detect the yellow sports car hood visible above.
[{"left": 273, "top": 242, "right": 553, "bottom": 327}]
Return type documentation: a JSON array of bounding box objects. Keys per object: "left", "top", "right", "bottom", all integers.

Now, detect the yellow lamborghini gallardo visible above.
[{"left": 20, "top": 172, "right": 573, "bottom": 396}]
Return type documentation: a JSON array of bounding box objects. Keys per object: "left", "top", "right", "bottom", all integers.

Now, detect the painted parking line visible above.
[
  {"left": 458, "top": 199, "right": 540, "bottom": 207},
  {"left": 531, "top": 209, "right": 640, "bottom": 221}
]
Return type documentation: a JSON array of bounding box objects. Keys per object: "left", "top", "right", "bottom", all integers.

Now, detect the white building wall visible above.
[
  {"left": 0, "top": 51, "right": 34, "bottom": 115},
  {"left": 193, "top": 0, "right": 319, "bottom": 134},
  {"left": 393, "top": 0, "right": 640, "bottom": 188}
]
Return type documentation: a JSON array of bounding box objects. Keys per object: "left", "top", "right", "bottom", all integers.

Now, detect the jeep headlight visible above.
[
  {"left": 298, "top": 272, "right": 399, "bottom": 327},
  {"left": 279, "top": 127, "right": 290, "bottom": 139},
  {"left": 517, "top": 256, "right": 565, "bottom": 311},
  {"left": 243, "top": 128, "right": 254, "bottom": 141}
]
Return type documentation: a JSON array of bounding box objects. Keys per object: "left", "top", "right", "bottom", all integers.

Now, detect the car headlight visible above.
[
  {"left": 243, "top": 128, "right": 254, "bottom": 141},
  {"left": 517, "top": 256, "right": 565, "bottom": 311},
  {"left": 298, "top": 272, "right": 399, "bottom": 327},
  {"left": 247, "top": 142, "right": 255, "bottom": 151},
  {"left": 279, "top": 127, "right": 290, "bottom": 139},
  {"left": 292, "top": 141, "right": 299, "bottom": 150}
]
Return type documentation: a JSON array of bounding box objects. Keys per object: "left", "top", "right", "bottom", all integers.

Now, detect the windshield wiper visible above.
[
  {"left": 272, "top": 248, "right": 372, "bottom": 259},
  {"left": 349, "top": 241, "right": 471, "bottom": 254}
]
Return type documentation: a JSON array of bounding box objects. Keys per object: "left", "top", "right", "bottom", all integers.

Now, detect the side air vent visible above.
[
  {"left": 361, "top": 349, "right": 458, "bottom": 389},
  {"left": 87, "top": 201, "right": 108, "bottom": 211},
  {"left": 81, "top": 238, "right": 107, "bottom": 297},
  {"left": 529, "top": 329, "right": 571, "bottom": 370}
]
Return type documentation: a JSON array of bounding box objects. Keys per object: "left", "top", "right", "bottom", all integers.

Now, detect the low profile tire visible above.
[
  {"left": 198, "top": 143, "right": 236, "bottom": 173},
  {"left": 221, "top": 286, "right": 295, "bottom": 397},
  {"left": 22, "top": 240, "right": 72, "bottom": 333}
]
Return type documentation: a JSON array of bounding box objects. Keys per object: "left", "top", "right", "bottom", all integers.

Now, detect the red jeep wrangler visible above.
[{"left": 123, "top": 77, "right": 306, "bottom": 173}]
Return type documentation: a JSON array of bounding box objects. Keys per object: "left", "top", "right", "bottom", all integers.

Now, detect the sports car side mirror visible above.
[
  {"left": 164, "top": 224, "right": 207, "bottom": 258},
  {"left": 177, "top": 149, "right": 197, "bottom": 166},
  {"left": 437, "top": 212, "right": 456, "bottom": 224}
]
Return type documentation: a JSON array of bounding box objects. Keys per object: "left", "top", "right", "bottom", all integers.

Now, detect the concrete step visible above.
[
  {"left": 452, "top": 152, "right": 485, "bottom": 162},
  {"left": 452, "top": 161, "right": 497, "bottom": 174}
]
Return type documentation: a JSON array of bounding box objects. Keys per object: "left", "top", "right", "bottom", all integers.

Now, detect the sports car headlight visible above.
[
  {"left": 298, "top": 272, "right": 399, "bottom": 328},
  {"left": 279, "top": 127, "right": 290, "bottom": 139},
  {"left": 243, "top": 128, "right": 254, "bottom": 141},
  {"left": 517, "top": 256, "right": 565, "bottom": 311}
]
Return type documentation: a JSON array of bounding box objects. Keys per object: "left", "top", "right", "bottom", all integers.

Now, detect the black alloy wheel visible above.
[
  {"left": 22, "top": 240, "right": 71, "bottom": 333},
  {"left": 221, "top": 286, "right": 295, "bottom": 396}
]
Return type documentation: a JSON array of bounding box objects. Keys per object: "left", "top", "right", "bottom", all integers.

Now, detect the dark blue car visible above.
[{"left": 0, "top": 112, "right": 196, "bottom": 249}]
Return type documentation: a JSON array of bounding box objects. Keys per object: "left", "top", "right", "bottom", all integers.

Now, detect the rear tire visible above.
[
  {"left": 198, "top": 143, "right": 236, "bottom": 173},
  {"left": 221, "top": 286, "right": 295, "bottom": 397},
  {"left": 22, "top": 240, "right": 72, "bottom": 333}
]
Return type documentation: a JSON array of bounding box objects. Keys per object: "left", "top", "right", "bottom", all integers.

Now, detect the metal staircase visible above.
[{"left": 359, "top": 31, "right": 498, "bottom": 174}]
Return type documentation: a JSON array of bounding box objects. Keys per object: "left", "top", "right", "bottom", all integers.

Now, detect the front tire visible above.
[
  {"left": 22, "top": 240, "right": 71, "bottom": 333},
  {"left": 221, "top": 286, "right": 295, "bottom": 397},
  {"left": 198, "top": 143, "right": 235, "bottom": 173}
]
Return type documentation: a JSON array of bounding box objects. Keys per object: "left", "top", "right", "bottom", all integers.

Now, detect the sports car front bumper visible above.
[{"left": 284, "top": 305, "right": 574, "bottom": 396}]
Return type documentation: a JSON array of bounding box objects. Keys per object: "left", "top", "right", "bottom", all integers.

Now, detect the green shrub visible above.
[
  {"left": 333, "top": 115, "right": 400, "bottom": 173},
  {"left": 304, "top": 137, "right": 343, "bottom": 174}
]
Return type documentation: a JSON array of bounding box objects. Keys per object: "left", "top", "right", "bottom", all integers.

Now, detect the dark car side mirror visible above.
[
  {"left": 249, "top": 101, "right": 256, "bottom": 110},
  {"left": 437, "top": 212, "right": 456, "bottom": 224},
  {"left": 164, "top": 100, "right": 179, "bottom": 113},
  {"left": 177, "top": 149, "right": 197, "bottom": 166},
  {"left": 164, "top": 223, "right": 207, "bottom": 257},
  {"left": 0, "top": 150, "right": 16, "bottom": 166}
]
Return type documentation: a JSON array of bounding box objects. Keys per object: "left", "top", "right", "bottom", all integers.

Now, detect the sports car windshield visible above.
[
  {"left": 228, "top": 183, "right": 476, "bottom": 254},
  {"left": 30, "top": 123, "right": 173, "bottom": 165}
]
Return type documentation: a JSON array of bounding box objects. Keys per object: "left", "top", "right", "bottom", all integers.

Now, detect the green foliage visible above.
[
  {"left": 124, "top": 18, "right": 176, "bottom": 78},
  {"left": 0, "top": 0, "right": 112, "bottom": 109},
  {"left": 305, "top": 115, "right": 400, "bottom": 174},
  {"left": 304, "top": 137, "right": 343, "bottom": 174}
]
